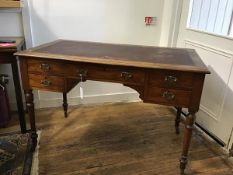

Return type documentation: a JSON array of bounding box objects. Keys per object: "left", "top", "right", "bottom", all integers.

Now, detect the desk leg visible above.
[
  {"left": 11, "top": 60, "right": 27, "bottom": 133},
  {"left": 63, "top": 93, "right": 68, "bottom": 118},
  {"left": 25, "top": 90, "right": 38, "bottom": 151},
  {"left": 180, "top": 111, "right": 196, "bottom": 175},
  {"left": 175, "top": 107, "right": 182, "bottom": 134}
]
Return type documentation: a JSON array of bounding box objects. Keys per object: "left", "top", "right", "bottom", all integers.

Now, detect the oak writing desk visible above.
[
  {"left": 15, "top": 40, "right": 210, "bottom": 174},
  {"left": 0, "top": 37, "right": 26, "bottom": 133}
]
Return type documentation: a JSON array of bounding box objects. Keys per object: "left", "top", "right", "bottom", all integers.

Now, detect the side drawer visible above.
[
  {"left": 145, "top": 87, "right": 192, "bottom": 107},
  {"left": 27, "top": 59, "right": 77, "bottom": 76},
  {"left": 148, "top": 70, "right": 194, "bottom": 89},
  {"left": 28, "top": 74, "right": 65, "bottom": 92}
]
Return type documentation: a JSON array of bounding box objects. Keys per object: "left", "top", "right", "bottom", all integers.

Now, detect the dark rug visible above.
[{"left": 0, "top": 133, "right": 32, "bottom": 175}]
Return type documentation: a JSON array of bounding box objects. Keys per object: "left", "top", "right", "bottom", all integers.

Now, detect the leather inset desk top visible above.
[{"left": 16, "top": 40, "right": 210, "bottom": 73}]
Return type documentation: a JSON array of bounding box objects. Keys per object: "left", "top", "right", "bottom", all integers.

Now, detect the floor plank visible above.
[{"left": 1, "top": 102, "right": 233, "bottom": 174}]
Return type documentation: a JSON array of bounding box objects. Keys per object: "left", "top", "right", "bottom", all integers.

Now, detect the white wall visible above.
[
  {"left": 0, "top": 12, "right": 23, "bottom": 36},
  {"left": 29, "top": 0, "right": 164, "bottom": 46},
  {"left": 0, "top": 0, "right": 174, "bottom": 109},
  {"left": 160, "top": 0, "right": 183, "bottom": 47},
  {"left": 25, "top": 0, "right": 165, "bottom": 108}
]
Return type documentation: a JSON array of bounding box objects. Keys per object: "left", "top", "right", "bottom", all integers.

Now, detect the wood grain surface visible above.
[
  {"left": 0, "top": 37, "right": 24, "bottom": 52},
  {"left": 25, "top": 102, "right": 232, "bottom": 175},
  {"left": 0, "top": 0, "right": 22, "bottom": 8}
]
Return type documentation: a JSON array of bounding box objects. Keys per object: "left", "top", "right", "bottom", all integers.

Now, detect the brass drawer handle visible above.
[
  {"left": 40, "top": 63, "right": 50, "bottom": 72},
  {"left": 162, "top": 91, "right": 175, "bottom": 100},
  {"left": 41, "top": 80, "right": 51, "bottom": 87},
  {"left": 164, "top": 75, "right": 177, "bottom": 85},
  {"left": 121, "top": 72, "right": 133, "bottom": 80}
]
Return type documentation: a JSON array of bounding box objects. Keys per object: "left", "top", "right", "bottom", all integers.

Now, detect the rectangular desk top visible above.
[
  {"left": 0, "top": 37, "right": 24, "bottom": 52},
  {"left": 15, "top": 40, "right": 210, "bottom": 74}
]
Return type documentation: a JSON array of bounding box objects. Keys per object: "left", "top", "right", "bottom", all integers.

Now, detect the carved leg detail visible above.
[
  {"left": 175, "top": 107, "right": 182, "bottom": 134},
  {"left": 25, "top": 90, "right": 38, "bottom": 151},
  {"left": 180, "top": 112, "right": 196, "bottom": 175},
  {"left": 180, "top": 156, "right": 188, "bottom": 175},
  {"left": 63, "top": 93, "right": 68, "bottom": 118}
]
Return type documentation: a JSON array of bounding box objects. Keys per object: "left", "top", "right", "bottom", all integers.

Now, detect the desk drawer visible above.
[
  {"left": 148, "top": 70, "right": 194, "bottom": 89},
  {"left": 87, "top": 65, "right": 145, "bottom": 85},
  {"left": 27, "top": 59, "right": 76, "bottom": 76},
  {"left": 28, "top": 74, "right": 65, "bottom": 92},
  {"left": 146, "top": 87, "right": 191, "bottom": 107}
]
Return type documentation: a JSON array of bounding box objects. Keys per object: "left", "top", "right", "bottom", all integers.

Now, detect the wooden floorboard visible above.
[{"left": 1, "top": 102, "right": 233, "bottom": 174}]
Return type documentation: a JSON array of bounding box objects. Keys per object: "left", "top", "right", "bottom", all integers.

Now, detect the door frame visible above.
[
  {"left": 159, "top": 0, "right": 183, "bottom": 47},
  {"left": 176, "top": 0, "right": 233, "bottom": 153}
]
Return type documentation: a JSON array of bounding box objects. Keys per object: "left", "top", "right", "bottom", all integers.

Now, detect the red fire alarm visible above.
[{"left": 145, "top": 17, "right": 156, "bottom": 26}]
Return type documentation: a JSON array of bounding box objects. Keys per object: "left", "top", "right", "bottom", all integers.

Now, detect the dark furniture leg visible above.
[
  {"left": 229, "top": 144, "right": 233, "bottom": 157},
  {"left": 175, "top": 107, "right": 182, "bottom": 134},
  {"left": 63, "top": 93, "right": 68, "bottom": 118},
  {"left": 180, "top": 111, "right": 196, "bottom": 175},
  {"left": 11, "top": 59, "right": 27, "bottom": 133},
  {"left": 25, "top": 90, "right": 38, "bottom": 151}
]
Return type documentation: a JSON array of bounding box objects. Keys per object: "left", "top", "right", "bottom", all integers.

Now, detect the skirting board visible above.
[{"left": 9, "top": 92, "right": 141, "bottom": 110}]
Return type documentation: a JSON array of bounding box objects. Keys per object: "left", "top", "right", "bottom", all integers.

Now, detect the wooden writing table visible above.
[
  {"left": 15, "top": 40, "right": 210, "bottom": 174},
  {"left": 0, "top": 37, "right": 26, "bottom": 133}
]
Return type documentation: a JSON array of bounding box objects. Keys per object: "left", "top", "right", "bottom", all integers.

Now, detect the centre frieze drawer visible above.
[{"left": 87, "top": 65, "right": 145, "bottom": 85}]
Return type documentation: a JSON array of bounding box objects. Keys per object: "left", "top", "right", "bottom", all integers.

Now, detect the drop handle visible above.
[
  {"left": 121, "top": 72, "right": 133, "bottom": 80},
  {"left": 40, "top": 63, "right": 50, "bottom": 72},
  {"left": 41, "top": 80, "right": 51, "bottom": 87},
  {"left": 164, "top": 75, "right": 177, "bottom": 85},
  {"left": 162, "top": 91, "right": 175, "bottom": 100},
  {"left": 78, "top": 68, "right": 88, "bottom": 81}
]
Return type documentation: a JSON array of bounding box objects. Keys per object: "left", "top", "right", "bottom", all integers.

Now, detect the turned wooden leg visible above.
[
  {"left": 229, "top": 144, "right": 233, "bottom": 157},
  {"left": 11, "top": 60, "right": 27, "bottom": 133},
  {"left": 180, "top": 111, "right": 196, "bottom": 175},
  {"left": 175, "top": 107, "right": 182, "bottom": 134},
  {"left": 25, "top": 90, "right": 38, "bottom": 151},
  {"left": 63, "top": 93, "right": 68, "bottom": 118}
]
